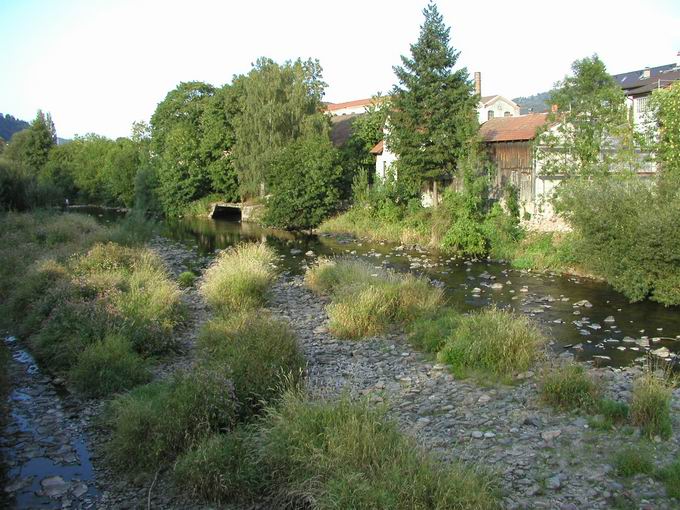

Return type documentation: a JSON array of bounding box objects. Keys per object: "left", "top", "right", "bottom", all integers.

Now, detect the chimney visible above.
[
  {"left": 474, "top": 72, "right": 481, "bottom": 96},
  {"left": 643, "top": 67, "right": 651, "bottom": 79}
]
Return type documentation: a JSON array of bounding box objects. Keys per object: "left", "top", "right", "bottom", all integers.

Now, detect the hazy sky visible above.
[{"left": 1, "top": 0, "right": 678, "bottom": 139}]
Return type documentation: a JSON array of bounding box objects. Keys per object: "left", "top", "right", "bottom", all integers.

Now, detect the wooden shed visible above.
[{"left": 479, "top": 113, "right": 549, "bottom": 210}]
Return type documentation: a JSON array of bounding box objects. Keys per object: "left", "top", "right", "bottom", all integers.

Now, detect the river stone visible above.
[
  {"left": 41, "top": 475, "right": 70, "bottom": 498},
  {"left": 604, "top": 315, "right": 616, "bottom": 323},
  {"left": 471, "top": 431, "right": 484, "bottom": 439},
  {"left": 652, "top": 347, "right": 670, "bottom": 358},
  {"left": 290, "top": 249, "right": 302, "bottom": 255},
  {"left": 541, "top": 429, "right": 562, "bottom": 441},
  {"left": 573, "top": 299, "right": 593, "bottom": 308},
  {"left": 546, "top": 475, "right": 562, "bottom": 490},
  {"left": 490, "top": 283, "right": 504, "bottom": 290}
]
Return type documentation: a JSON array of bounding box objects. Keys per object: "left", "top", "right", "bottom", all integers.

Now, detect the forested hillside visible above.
[{"left": 0, "top": 113, "right": 29, "bottom": 141}]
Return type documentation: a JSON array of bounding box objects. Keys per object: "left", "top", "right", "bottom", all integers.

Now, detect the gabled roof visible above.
[
  {"left": 613, "top": 63, "right": 676, "bottom": 91},
  {"left": 370, "top": 140, "right": 383, "bottom": 155},
  {"left": 480, "top": 94, "right": 518, "bottom": 108},
  {"left": 479, "top": 113, "right": 549, "bottom": 143},
  {"left": 624, "top": 68, "right": 680, "bottom": 96},
  {"left": 326, "top": 98, "right": 375, "bottom": 112}
]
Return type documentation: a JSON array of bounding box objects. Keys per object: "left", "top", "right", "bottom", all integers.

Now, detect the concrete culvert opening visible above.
[{"left": 210, "top": 205, "right": 242, "bottom": 221}]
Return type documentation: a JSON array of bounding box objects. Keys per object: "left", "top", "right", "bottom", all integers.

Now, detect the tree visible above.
[
  {"left": 233, "top": 57, "right": 328, "bottom": 199},
  {"left": 647, "top": 82, "right": 680, "bottom": 190},
  {"left": 388, "top": 2, "right": 478, "bottom": 199},
  {"left": 150, "top": 81, "right": 241, "bottom": 215},
  {"left": 4, "top": 110, "right": 57, "bottom": 172},
  {"left": 263, "top": 134, "right": 344, "bottom": 230},
  {"left": 539, "top": 55, "right": 634, "bottom": 177}
]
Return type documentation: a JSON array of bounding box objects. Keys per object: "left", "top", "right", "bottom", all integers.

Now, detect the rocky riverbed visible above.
[{"left": 2, "top": 236, "right": 680, "bottom": 509}]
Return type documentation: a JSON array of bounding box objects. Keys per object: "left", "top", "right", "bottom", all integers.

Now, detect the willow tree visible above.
[
  {"left": 232, "top": 57, "right": 328, "bottom": 199},
  {"left": 388, "top": 2, "right": 478, "bottom": 201}
]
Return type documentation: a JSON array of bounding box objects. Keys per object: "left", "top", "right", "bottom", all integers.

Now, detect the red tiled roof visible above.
[
  {"left": 479, "top": 113, "right": 549, "bottom": 142},
  {"left": 326, "top": 98, "right": 375, "bottom": 112},
  {"left": 370, "top": 140, "right": 384, "bottom": 155}
]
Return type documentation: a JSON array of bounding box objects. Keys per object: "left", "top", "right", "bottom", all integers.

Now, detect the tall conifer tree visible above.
[{"left": 388, "top": 2, "right": 478, "bottom": 199}]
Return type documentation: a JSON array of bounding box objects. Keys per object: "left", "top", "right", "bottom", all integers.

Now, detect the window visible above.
[
  {"left": 636, "top": 96, "right": 649, "bottom": 114},
  {"left": 504, "top": 111, "right": 512, "bottom": 117},
  {"left": 487, "top": 110, "right": 495, "bottom": 120}
]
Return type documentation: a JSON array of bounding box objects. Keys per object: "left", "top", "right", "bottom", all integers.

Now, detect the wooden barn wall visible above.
[{"left": 485, "top": 141, "right": 534, "bottom": 205}]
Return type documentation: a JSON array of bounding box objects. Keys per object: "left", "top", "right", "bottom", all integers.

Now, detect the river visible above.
[{"left": 153, "top": 214, "right": 680, "bottom": 369}]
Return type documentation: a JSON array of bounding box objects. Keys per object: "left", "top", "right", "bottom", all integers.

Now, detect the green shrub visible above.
[
  {"left": 200, "top": 243, "right": 276, "bottom": 312},
  {"left": 437, "top": 308, "right": 546, "bottom": 379},
  {"left": 263, "top": 134, "right": 344, "bottom": 231},
  {"left": 658, "top": 458, "right": 680, "bottom": 499},
  {"left": 441, "top": 215, "right": 487, "bottom": 257},
  {"left": 256, "top": 391, "right": 499, "bottom": 509},
  {"left": 407, "top": 308, "right": 461, "bottom": 353},
  {"left": 481, "top": 203, "right": 523, "bottom": 260},
  {"left": 178, "top": 271, "right": 197, "bottom": 288},
  {"left": 199, "top": 312, "right": 305, "bottom": 417},
  {"left": 307, "top": 259, "right": 443, "bottom": 339},
  {"left": 630, "top": 370, "right": 673, "bottom": 439},
  {"left": 540, "top": 363, "right": 600, "bottom": 411},
  {"left": 613, "top": 446, "right": 654, "bottom": 476},
  {"left": 173, "top": 430, "right": 264, "bottom": 504},
  {"left": 511, "top": 232, "right": 576, "bottom": 272},
  {"left": 554, "top": 175, "right": 680, "bottom": 305},
  {"left": 106, "top": 367, "right": 237, "bottom": 471},
  {"left": 70, "top": 334, "right": 150, "bottom": 397}
]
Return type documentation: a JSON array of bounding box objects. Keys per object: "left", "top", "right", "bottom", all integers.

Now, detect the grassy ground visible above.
[
  {"left": 0, "top": 211, "right": 183, "bottom": 397},
  {"left": 174, "top": 390, "right": 500, "bottom": 509},
  {"left": 306, "top": 258, "right": 443, "bottom": 339}
]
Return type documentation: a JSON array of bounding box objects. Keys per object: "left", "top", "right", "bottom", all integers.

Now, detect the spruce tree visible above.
[{"left": 388, "top": 2, "right": 478, "bottom": 200}]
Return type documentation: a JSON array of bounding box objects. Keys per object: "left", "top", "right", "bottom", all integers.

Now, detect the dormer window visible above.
[{"left": 488, "top": 110, "right": 495, "bottom": 120}]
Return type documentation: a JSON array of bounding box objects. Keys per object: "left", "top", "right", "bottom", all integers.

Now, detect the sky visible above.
[{"left": 1, "top": 0, "right": 679, "bottom": 139}]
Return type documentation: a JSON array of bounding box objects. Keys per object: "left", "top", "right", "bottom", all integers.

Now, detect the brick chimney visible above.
[
  {"left": 643, "top": 67, "right": 651, "bottom": 79},
  {"left": 474, "top": 72, "right": 481, "bottom": 95}
]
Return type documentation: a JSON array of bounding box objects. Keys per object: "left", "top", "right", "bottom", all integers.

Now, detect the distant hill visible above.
[
  {"left": 0, "top": 113, "right": 29, "bottom": 141},
  {"left": 512, "top": 91, "right": 552, "bottom": 115}
]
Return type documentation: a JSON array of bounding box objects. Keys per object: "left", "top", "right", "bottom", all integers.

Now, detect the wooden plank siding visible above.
[{"left": 486, "top": 141, "right": 534, "bottom": 206}]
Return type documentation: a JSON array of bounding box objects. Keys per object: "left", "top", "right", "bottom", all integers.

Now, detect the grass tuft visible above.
[
  {"left": 613, "top": 445, "right": 654, "bottom": 477},
  {"left": 658, "top": 458, "right": 680, "bottom": 499},
  {"left": 178, "top": 271, "right": 197, "bottom": 288},
  {"left": 70, "top": 334, "right": 150, "bottom": 397},
  {"left": 540, "top": 363, "right": 600, "bottom": 411},
  {"left": 437, "top": 307, "right": 546, "bottom": 380},
  {"left": 200, "top": 243, "right": 276, "bottom": 313},
  {"left": 407, "top": 308, "right": 461, "bottom": 353},
  {"left": 199, "top": 312, "right": 305, "bottom": 417},
  {"left": 306, "top": 259, "right": 442, "bottom": 339},
  {"left": 106, "top": 367, "right": 237, "bottom": 472},
  {"left": 256, "top": 390, "right": 499, "bottom": 509},
  {"left": 630, "top": 369, "right": 674, "bottom": 439}
]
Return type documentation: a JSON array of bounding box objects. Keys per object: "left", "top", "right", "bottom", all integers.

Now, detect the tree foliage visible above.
[
  {"left": 263, "top": 134, "right": 343, "bottom": 230},
  {"left": 648, "top": 82, "right": 680, "bottom": 190},
  {"left": 150, "top": 82, "right": 240, "bottom": 215},
  {"left": 388, "top": 2, "right": 478, "bottom": 195},
  {"left": 539, "top": 55, "right": 634, "bottom": 176},
  {"left": 233, "top": 57, "right": 328, "bottom": 199}
]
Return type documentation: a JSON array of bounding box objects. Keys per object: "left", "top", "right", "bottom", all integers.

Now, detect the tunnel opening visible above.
[{"left": 211, "top": 205, "right": 242, "bottom": 221}]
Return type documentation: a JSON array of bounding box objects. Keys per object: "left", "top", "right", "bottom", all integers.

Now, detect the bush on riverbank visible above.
[
  {"left": 106, "top": 367, "right": 237, "bottom": 471},
  {"left": 554, "top": 175, "right": 680, "bottom": 305},
  {"left": 0, "top": 212, "right": 182, "bottom": 396},
  {"left": 437, "top": 307, "right": 546, "bottom": 380},
  {"left": 199, "top": 312, "right": 305, "bottom": 417},
  {"left": 70, "top": 335, "right": 150, "bottom": 397},
  {"left": 613, "top": 445, "right": 654, "bottom": 477},
  {"left": 630, "top": 369, "right": 674, "bottom": 439},
  {"left": 200, "top": 242, "right": 276, "bottom": 312},
  {"left": 407, "top": 308, "right": 461, "bottom": 353},
  {"left": 175, "top": 390, "right": 499, "bottom": 509},
  {"left": 540, "top": 363, "right": 601, "bottom": 411},
  {"left": 306, "top": 259, "right": 443, "bottom": 339}
]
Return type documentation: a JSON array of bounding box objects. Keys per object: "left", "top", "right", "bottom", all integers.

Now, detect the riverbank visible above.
[{"left": 2, "top": 211, "right": 679, "bottom": 508}]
